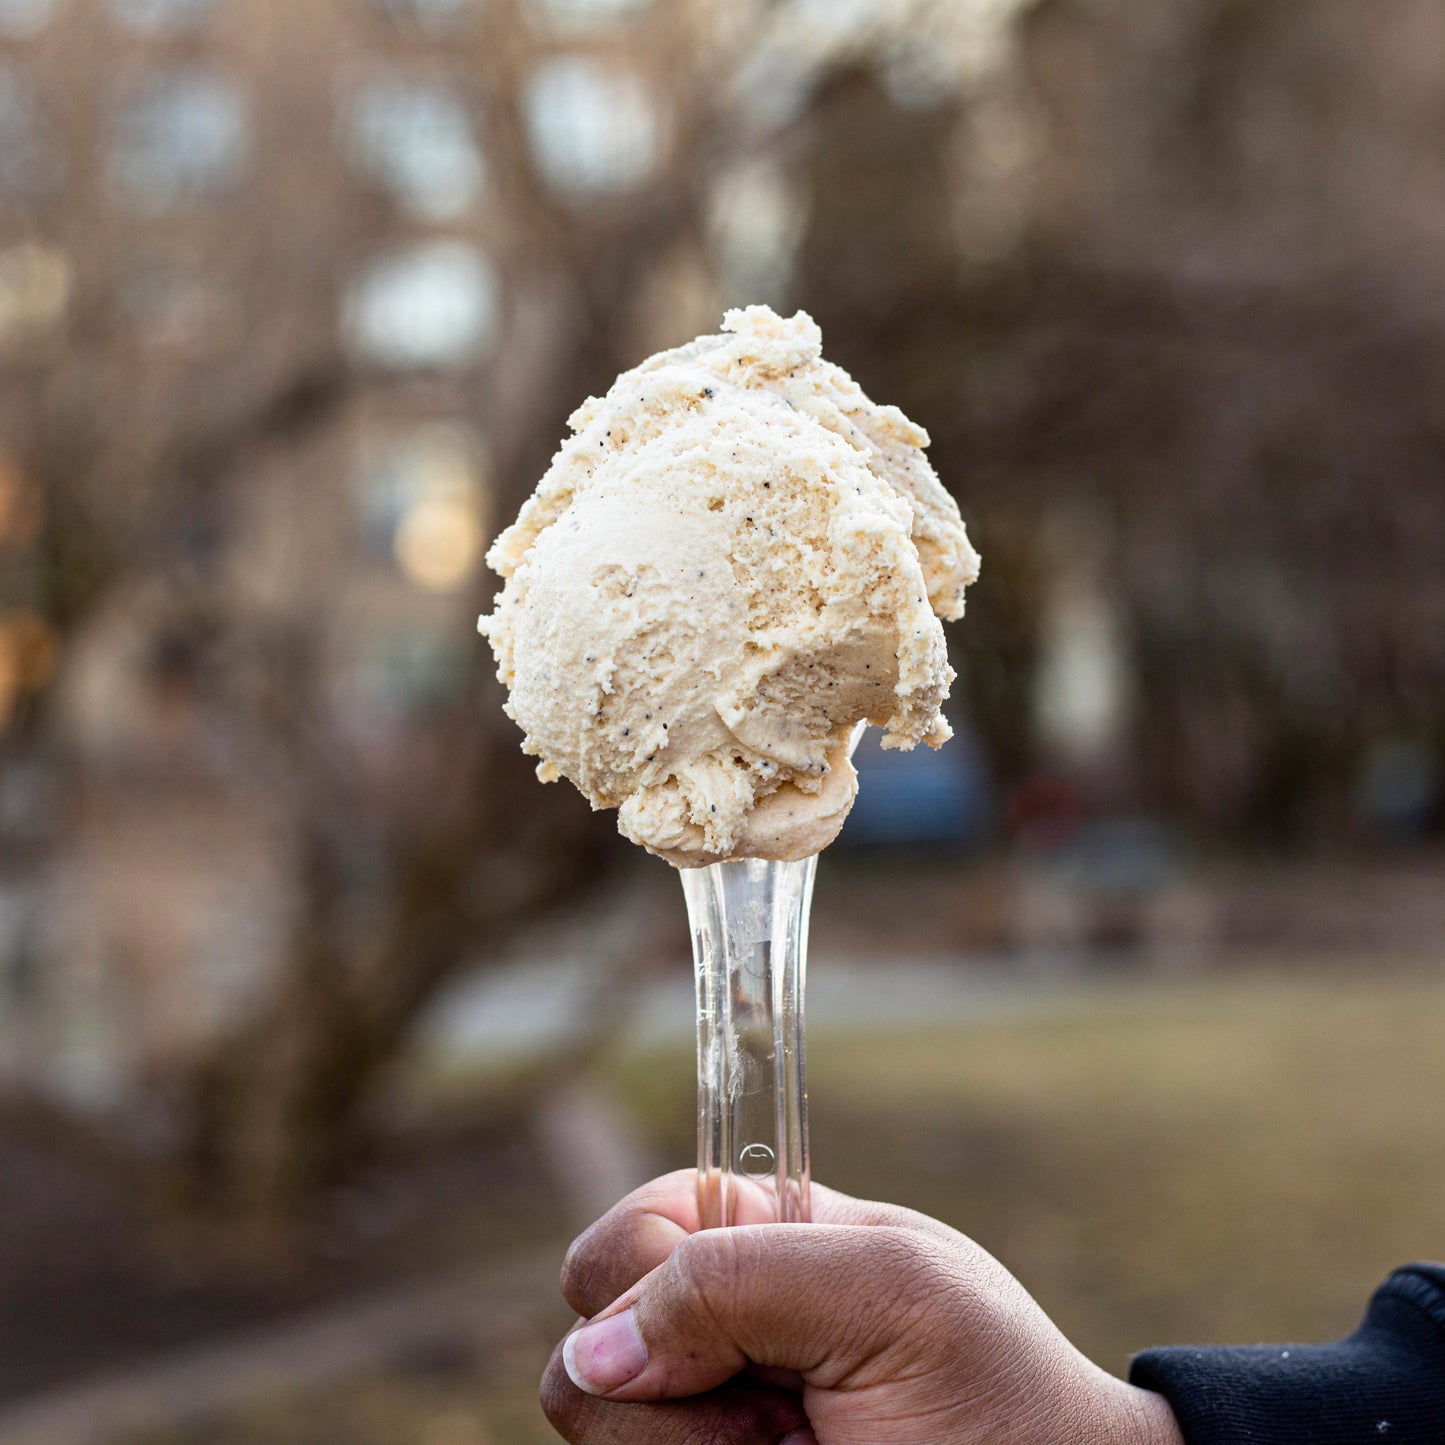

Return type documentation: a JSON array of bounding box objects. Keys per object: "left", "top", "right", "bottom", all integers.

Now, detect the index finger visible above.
[{"left": 561, "top": 1170, "right": 699, "bottom": 1318}]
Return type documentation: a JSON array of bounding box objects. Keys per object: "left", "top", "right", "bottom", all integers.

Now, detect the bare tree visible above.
[
  {"left": 794, "top": 0, "right": 1445, "bottom": 836},
  {"left": 1, "top": 0, "right": 958, "bottom": 1253}
]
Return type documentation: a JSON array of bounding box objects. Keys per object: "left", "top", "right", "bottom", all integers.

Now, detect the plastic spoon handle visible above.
[{"left": 682, "top": 855, "right": 817, "bottom": 1229}]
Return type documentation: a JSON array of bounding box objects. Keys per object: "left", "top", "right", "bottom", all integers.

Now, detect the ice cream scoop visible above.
[
  {"left": 479, "top": 305, "right": 979, "bottom": 866},
  {"left": 482, "top": 306, "right": 980, "bottom": 1228}
]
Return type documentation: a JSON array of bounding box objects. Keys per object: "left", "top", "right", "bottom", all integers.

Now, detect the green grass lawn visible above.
[{"left": 125, "top": 968, "right": 1445, "bottom": 1443}]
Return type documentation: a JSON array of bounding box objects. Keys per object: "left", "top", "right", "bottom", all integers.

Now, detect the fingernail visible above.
[
  {"left": 781, "top": 1430, "right": 819, "bottom": 1445},
  {"left": 563, "top": 1308, "right": 648, "bottom": 1395}
]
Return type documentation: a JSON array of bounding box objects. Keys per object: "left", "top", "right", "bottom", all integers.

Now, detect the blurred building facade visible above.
[
  {"left": 0, "top": 0, "right": 720, "bottom": 1121},
  {"left": 2, "top": 0, "right": 960, "bottom": 1189}
]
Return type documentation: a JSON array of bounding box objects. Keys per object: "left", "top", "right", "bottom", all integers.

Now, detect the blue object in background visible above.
[
  {"left": 1355, "top": 738, "right": 1440, "bottom": 843},
  {"left": 836, "top": 719, "right": 992, "bottom": 849}
]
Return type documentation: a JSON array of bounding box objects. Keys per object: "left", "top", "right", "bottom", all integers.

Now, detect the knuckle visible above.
[{"left": 669, "top": 1231, "right": 741, "bottom": 1321}]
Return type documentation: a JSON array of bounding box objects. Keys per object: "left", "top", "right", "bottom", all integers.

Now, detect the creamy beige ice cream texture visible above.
[{"left": 478, "top": 305, "right": 980, "bottom": 867}]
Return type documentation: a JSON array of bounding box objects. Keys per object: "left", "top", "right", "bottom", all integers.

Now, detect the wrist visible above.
[
  {"left": 1115, "top": 1381, "right": 1186, "bottom": 1445},
  {"left": 1059, "top": 1358, "right": 1185, "bottom": 1445}
]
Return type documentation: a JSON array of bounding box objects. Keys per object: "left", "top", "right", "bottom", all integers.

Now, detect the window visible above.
[
  {"left": 706, "top": 161, "right": 803, "bottom": 306},
  {"left": 524, "top": 0, "right": 652, "bottom": 37},
  {"left": 0, "top": 242, "right": 71, "bottom": 340},
  {"left": 108, "top": 0, "right": 220, "bottom": 33},
  {"left": 111, "top": 71, "right": 248, "bottom": 208},
  {"left": 0, "top": 0, "right": 58, "bottom": 38},
  {"left": 343, "top": 241, "right": 500, "bottom": 370},
  {"left": 343, "top": 75, "right": 485, "bottom": 221},
  {"left": 356, "top": 422, "right": 488, "bottom": 592},
  {"left": 725, "top": 46, "right": 815, "bottom": 138},
  {"left": 522, "top": 57, "right": 659, "bottom": 198},
  {"left": 0, "top": 609, "right": 56, "bottom": 733}
]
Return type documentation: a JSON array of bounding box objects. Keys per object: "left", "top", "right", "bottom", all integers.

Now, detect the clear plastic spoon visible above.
[{"left": 682, "top": 853, "right": 818, "bottom": 1229}]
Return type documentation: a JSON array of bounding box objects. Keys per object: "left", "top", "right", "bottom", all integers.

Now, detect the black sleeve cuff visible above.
[{"left": 1128, "top": 1263, "right": 1445, "bottom": 1444}]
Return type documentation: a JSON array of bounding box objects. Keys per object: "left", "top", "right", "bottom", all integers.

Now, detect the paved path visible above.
[
  {"left": 0, "top": 1071, "right": 665, "bottom": 1445},
  {"left": 420, "top": 950, "right": 1126, "bottom": 1065},
  {"left": 0, "top": 1249, "right": 561, "bottom": 1445}
]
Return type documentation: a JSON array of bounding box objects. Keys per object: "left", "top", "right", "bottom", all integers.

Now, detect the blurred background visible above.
[{"left": 1, "top": 0, "right": 1443, "bottom": 1439}]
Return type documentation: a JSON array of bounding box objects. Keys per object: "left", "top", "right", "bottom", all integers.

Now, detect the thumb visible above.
[{"left": 563, "top": 1222, "right": 955, "bottom": 1402}]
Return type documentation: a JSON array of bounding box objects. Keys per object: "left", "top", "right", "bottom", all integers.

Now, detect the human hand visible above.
[{"left": 541, "top": 1170, "right": 1184, "bottom": 1445}]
